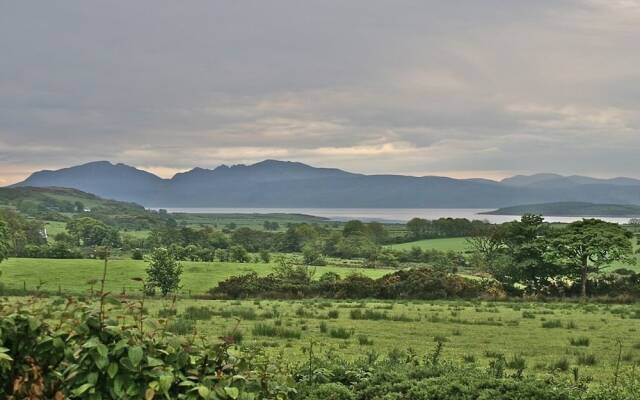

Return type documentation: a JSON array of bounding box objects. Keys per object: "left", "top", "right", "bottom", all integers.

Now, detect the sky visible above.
[{"left": 1, "top": 0, "right": 639, "bottom": 185}]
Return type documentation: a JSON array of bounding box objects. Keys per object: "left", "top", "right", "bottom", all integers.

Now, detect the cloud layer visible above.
[{"left": 1, "top": 0, "right": 639, "bottom": 184}]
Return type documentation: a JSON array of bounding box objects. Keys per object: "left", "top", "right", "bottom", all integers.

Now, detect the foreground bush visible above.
[{"left": 0, "top": 297, "right": 294, "bottom": 399}]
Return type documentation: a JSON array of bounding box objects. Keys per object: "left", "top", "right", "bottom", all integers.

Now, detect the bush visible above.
[
  {"left": 252, "top": 323, "right": 301, "bottom": 339},
  {"left": 329, "top": 327, "right": 353, "bottom": 339},
  {"left": 0, "top": 297, "right": 292, "bottom": 399},
  {"left": 569, "top": 337, "right": 590, "bottom": 347},
  {"left": 542, "top": 320, "right": 563, "bottom": 328},
  {"left": 131, "top": 248, "right": 144, "bottom": 260}
]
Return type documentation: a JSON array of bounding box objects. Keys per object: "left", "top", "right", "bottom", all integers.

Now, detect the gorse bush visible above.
[{"left": 209, "top": 267, "right": 504, "bottom": 300}]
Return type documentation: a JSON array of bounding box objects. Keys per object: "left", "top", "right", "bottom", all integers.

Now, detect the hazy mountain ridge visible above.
[{"left": 11, "top": 160, "right": 640, "bottom": 208}]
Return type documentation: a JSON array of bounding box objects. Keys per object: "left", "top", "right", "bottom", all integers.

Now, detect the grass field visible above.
[
  {"left": 14, "top": 296, "right": 636, "bottom": 384},
  {"left": 387, "top": 237, "right": 470, "bottom": 252},
  {"left": 0, "top": 258, "right": 393, "bottom": 296}
]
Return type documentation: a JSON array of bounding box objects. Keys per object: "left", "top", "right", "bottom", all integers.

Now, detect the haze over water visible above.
[{"left": 160, "top": 208, "right": 634, "bottom": 225}]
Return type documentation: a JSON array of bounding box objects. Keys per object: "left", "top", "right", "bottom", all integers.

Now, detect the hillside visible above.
[
  {"left": 483, "top": 202, "right": 640, "bottom": 217},
  {"left": 0, "top": 186, "right": 165, "bottom": 230},
  {"left": 12, "top": 160, "right": 640, "bottom": 208}
]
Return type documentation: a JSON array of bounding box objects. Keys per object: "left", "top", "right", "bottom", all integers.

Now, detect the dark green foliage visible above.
[
  {"left": 210, "top": 267, "right": 503, "bottom": 300},
  {"left": 543, "top": 219, "right": 635, "bottom": 297},
  {"left": 67, "top": 216, "right": 121, "bottom": 247},
  {"left": 131, "top": 248, "right": 144, "bottom": 260},
  {"left": 0, "top": 297, "right": 293, "bottom": 399}
]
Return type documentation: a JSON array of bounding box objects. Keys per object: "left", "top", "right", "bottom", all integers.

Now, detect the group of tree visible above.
[
  {"left": 469, "top": 215, "right": 637, "bottom": 297},
  {"left": 0, "top": 209, "right": 47, "bottom": 256},
  {"left": 406, "top": 217, "right": 491, "bottom": 240}
]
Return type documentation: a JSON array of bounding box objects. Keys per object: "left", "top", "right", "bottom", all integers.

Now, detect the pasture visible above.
[
  {"left": 388, "top": 237, "right": 470, "bottom": 252},
  {"left": 0, "top": 258, "right": 393, "bottom": 296},
  {"left": 149, "top": 299, "right": 640, "bottom": 383},
  {"left": 12, "top": 295, "right": 638, "bottom": 384}
]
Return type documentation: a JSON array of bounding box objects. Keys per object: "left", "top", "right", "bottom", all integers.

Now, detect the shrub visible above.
[
  {"left": 166, "top": 318, "right": 195, "bottom": 335},
  {"left": 182, "top": 305, "right": 214, "bottom": 320},
  {"left": 358, "top": 334, "right": 374, "bottom": 345},
  {"left": 542, "top": 319, "right": 563, "bottom": 328},
  {"left": 569, "top": 337, "right": 590, "bottom": 347},
  {"left": 252, "top": 323, "right": 301, "bottom": 339},
  {"left": 576, "top": 353, "right": 598, "bottom": 366},
  {"left": 549, "top": 357, "right": 571, "bottom": 371},
  {"left": 329, "top": 327, "right": 353, "bottom": 339}
]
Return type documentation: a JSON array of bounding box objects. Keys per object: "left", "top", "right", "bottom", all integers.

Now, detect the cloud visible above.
[{"left": 1, "top": 0, "right": 639, "bottom": 183}]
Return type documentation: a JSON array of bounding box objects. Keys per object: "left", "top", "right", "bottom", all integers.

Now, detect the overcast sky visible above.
[{"left": 1, "top": 0, "right": 639, "bottom": 184}]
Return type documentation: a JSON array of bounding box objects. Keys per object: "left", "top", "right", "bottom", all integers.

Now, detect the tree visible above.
[
  {"left": 259, "top": 250, "right": 271, "bottom": 263},
  {"left": 66, "top": 217, "right": 120, "bottom": 247},
  {"left": 365, "top": 222, "right": 387, "bottom": 244},
  {"left": 302, "top": 240, "right": 326, "bottom": 265},
  {"left": 74, "top": 201, "right": 85, "bottom": 213},
  {"left": 543, "top": 219, "right": 635, "bottom": 297},
  {"left": 229, "top": 245, "right": 250, "bottom": 263},
  {"left": 406, "top": 218, "right": 429, "bottom": 239},
  {"left": 146, "top": 247, "right": 183, "bottom": 296},
  {"left": 343, "top": 220, "right": 366, "bottom": 237},
  {"left": 0, "top": 216, "right": 8, "bottom": 263}
]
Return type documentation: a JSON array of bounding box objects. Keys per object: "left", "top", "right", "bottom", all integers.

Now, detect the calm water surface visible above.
[{"left": 161, "top": 207, "right": 633, "bottom": 224}]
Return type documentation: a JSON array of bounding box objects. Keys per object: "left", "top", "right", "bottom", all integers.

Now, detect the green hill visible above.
[
  {"left": 483, "top": 202, "right": 640, "bottom": 217},
  {"left": 0, "top": 186, "right": 164, "bottom": 230}
]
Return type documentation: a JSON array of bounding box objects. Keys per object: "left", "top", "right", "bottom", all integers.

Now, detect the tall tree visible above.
[{"left": 543, "top": 219, "right": 635, "bottom": 297}]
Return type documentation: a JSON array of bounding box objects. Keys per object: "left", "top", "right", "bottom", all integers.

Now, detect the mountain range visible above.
[{"left": 10, "top": 160, "right": 640, "bottom": 208}]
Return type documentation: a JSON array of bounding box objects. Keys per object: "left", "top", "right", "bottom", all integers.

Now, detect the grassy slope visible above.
[{"left": 0, "top": 258, "right": 392, "bottom": 295}]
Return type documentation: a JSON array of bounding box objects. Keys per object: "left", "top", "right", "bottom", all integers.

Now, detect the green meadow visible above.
[
  {"left": 0, "top": 258, "right": 392, "bottom": 296},
  {"left": 18, "top": 296, "right": 637, "bottom": 385},
  {"left": 387, "top": 237, "right": 470, "bottom": 252}
]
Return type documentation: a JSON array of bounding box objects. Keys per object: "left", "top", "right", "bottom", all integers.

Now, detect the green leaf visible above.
[
  {"left": 72, "top": 383, "right": 94, "bottom": 396},
  {"left": 197, "top": 385, "right": 210, "bottom": 399},
  {"left": 224, "top": 387, "right": 239, "bottom": 399},
  {"left": 147, "top": 356, "right": 164, "bottom": 367},
  {"left": 158, "top": 374, "right": 173, "bottom": 393},
  {"left": 96, "top": 343, "right": 108, "bottom": 358},
  {"left": 107, "top": 362, "right": 118, "bottom": 378},
  {"left": 128, "top": 346, "right": 143, "bottom": 367}
]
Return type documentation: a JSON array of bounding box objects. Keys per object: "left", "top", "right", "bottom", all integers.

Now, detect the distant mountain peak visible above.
[{"left": 10, "top": 160, "right": 640, "bottom": 208}]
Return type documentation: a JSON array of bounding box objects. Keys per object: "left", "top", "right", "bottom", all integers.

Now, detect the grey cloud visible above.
[{"left": 1, "top": 0, "right": 639, "bottom": 181}]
